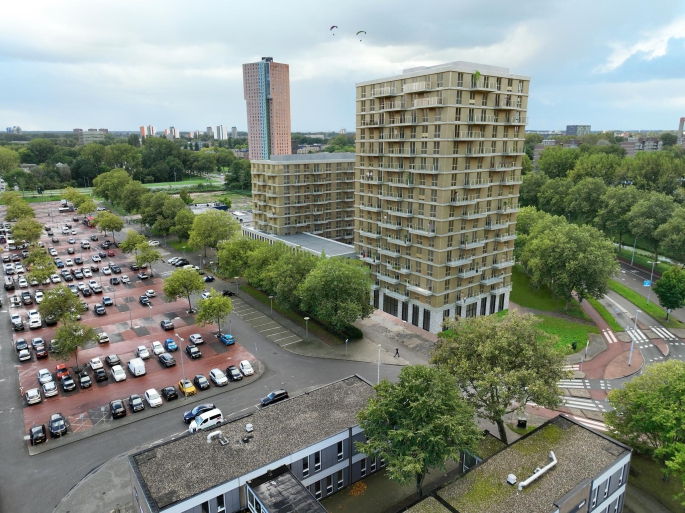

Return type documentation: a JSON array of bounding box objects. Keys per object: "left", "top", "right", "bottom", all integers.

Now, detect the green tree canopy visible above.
[
  {"left": 12, "top": 218, "right": 43, "bottom": 244},
  {"left": 538, "top": 146, "right": 581, "bottom": 179},
  {"left": 655, "top": 207, "right": 685, "bottom": 265},
  {"left": 627, "top": 192, "right": 677, "bottom": 261},
  {"left": 93, "top": 211, "right": 124, "bottom": 241},
  {"left": 653, "top": 267, "right": 685, "bottom": 320},
  {"left": 594, "top": 186, "right": 643, "bottom": 249},
  {"left": 356, "top": 365, "right": 481, "bottom": 497},
  {"left": 80, "top": 143, "right": 107, "bottom": 168},
  {"left": 53, "top": 319, "right": 98, "bottom": 369},
  {"left": 567, "top": 152, "right": 623, "bottom": 185},
  {"left": 120, "top": 180, "right": 148, "bottom": 213},
  {"left": 104, "top": 143, "right": 142, "bottom": 174},
  {"left": 171, "top": 208, "right": 195, "bottom": 240},
  {"left": 119, "top": 229, "right": 147, "bottom": 254},
  {"left": 0, "top": 190, "right": 22, "bottom": 206},
  {"left": 519, "top": 172, "right": 549, "bottom": 208},
  {"left": 163, "top": 267, "right": 205, "bottom": 312},
  {"left": 0, "top": 147, "right": 20, "bottom": 174},
  {"left": 625, "top": 151, "right": 685, "bottom": 195},
  {"left": 25, "top": 248, "right": 56, "bottom": 284},
  {"left": 135, "top": 245, "right": 162, "bottom": 277},
  {"left": 431, "top": 312, "right": 566, "bottom": 444},
  {"left": 217, "top": 236, "right": 262, "bottom": 277},
  {"left": 298, "top": 258, "right": 374, "bottom": 331},
  {"left": 660, "top": 133, "right": 678, "bottom": 147},
  {"left": 38, "top": 284, "right": 84, "bottom": 322},
  {"left": 6, "top": 200, "right": 35, "bottom": 221},
  {"left": 522, "top": 223, "right": 618, "bottom": 308},
  {"left": 271, "top": 250, "right": 321, "bottom": 310},
  {"left": 195, "top": 288, "right": 234, "bottom": 334},
  {"left": 92, "top": 169, "right": 132, "bottom": 204},
  {"left": 77, "top": 198, "right": 97, "bottom": 216},
  {"left": 538, "top": 177, "right": 573, "bottom": 217},
  {"left": 243, "top": 242, "right": 289, "bottom": 292},
  {"left": 188, "top": 209, "right": 241, "bottom": 256},
  {"left": 566, "top": 177, "right": 607, "bottom": 224}
]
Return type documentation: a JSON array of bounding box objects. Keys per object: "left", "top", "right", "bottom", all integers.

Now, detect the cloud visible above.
[{"left": 596, "top": 17, "right": 685, "bottom": 73}]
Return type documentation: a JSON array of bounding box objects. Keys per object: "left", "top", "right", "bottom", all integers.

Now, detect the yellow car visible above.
[{"left": 178, "top": 379, "right": 197, "bottom": 396}]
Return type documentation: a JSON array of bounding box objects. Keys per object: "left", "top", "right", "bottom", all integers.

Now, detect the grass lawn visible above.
[
  {"left": 534, "top": 314, "right": 599, "bottom": 354},
  {"left": 167, "top": 239, "right": 192, "bottom": 253},
  {"left": 506, "top": 423, "right": 537, "bottom": 437},
  {"left": 617, "top": 247, "right": 672, "bottom": 274},
  {"left": 629, "top": 453, "right": 685, "bottom": 513},
  {"left": 586, "top": 297, "right": 623, "bottom": 332},
  {"left": 608, "top": 279, "right": 685, "bottom": 329},
  {"left": 240, "top": 283, "right": 345, "bottom": 346},
  {"left": 23, "top": 195, "right": 64, "bottom": 203},
  {"left": 511, "top": 266, "right": 591, "bottom": 322},
  {"left": 142, "top": 178, "right": 219, "bottom": 188},
  {"left": 99, "top": 200, "right": 129, "bottom": 217}
]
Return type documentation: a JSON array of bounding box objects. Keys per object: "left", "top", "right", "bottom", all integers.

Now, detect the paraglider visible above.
[
  {"left": 356, "top": 30, "right": 366, "bottom": 41},
  {"left": 330, "top": 25, "right": 338, "bottom": 35}
]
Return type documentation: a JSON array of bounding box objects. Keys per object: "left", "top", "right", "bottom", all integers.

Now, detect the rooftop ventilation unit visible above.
[
  {"left": 518, "top": 451, "right": 557, "bottom": 491},
  {"left": 206, "top": 431, "right": 222, "bottom": 444},
  {"left": 246, "top": 423, "right": 254, "bottom": 433},
  {"left": 507, "top": 474, "right": 517, "bottom": 486}
]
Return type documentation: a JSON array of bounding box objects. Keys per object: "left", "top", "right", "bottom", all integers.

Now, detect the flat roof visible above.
[
  {"left": 248, "top": 465, "right": 327, "bottom": 513},
  {"left": 242, "top": 227, "right": 356, "bottom": 258},
  {"left": 252, "top": 153, "right": 355, "bottom": 164},
  {"left": 405, "top": 497, "right": 452, "bottom": 513},
  {"left": 131, "top": 376, "right": 374, "bottom": 511},
  {"left": 356, "top": 61, "right": 530, "bottom": 87},
  {"left": 437, "top": 416, "right": 630, "bottom": 513}
]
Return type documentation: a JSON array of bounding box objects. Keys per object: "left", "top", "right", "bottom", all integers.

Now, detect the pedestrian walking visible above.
[{"left": 394, "top": 348, "right": 400, "bottom": 358}]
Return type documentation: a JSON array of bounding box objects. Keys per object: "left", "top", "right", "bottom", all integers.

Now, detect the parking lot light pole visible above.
[
  {"left": 176, "top": 334, "right": 187, "bottom": 399},
  {"left": 646, "top": 261, "right": 657, "bottom": 304},
  {"left": 235, "top": 277, "right": 239, "bottom": 294},
  {"left": 304, "top": 317, "right": 309, "bottom": 341},
  {"left": 377, "top": 344, "right": 381, "bottom": 384},
  {"left": 269, "top": 295, "right": 273, "bottom": 315},
  {"left": 629, "top": 309, "right": 641, "bottom": 366}
]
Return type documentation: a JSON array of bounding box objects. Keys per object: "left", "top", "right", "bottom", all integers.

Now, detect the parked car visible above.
[
  {"left": 48, "top": 413, "right": 68, "bottom": 438},
  {"left": 161, "top": 386, "right": 178, "bottom": 401},
  {"left": 110, "top": 365, "right": 126, "bottom": 382},
  {"left": 42, "top": 381, "right": 59, "bottom": 397},
  {"left": 209, "top": 368, "right": 228, "bottom": 387},
  {"left": 183, "top": 403, "right": 215, "bottom": 424},
  {"left": 105, "top": 354, "right": 120, "bottom": 366},
  {"left": 178, "top": 379, "right": 197, "bottom": 396},
  {"left": 226, "top": 365, "right": 242, "bottom": 381},
  {"left": 120, "top": 274, "right": 130, "bottom": 284},
  {"left": 89, "top": 357, "right": 104, "bottom": 370},
  {"left": 145, "top": 289, "right": 156, "bottom": 297},
  {"left": 193, "top": 374, "right": 211, "bottom": 390},
  {"left": 55, "top": 365, "right": 70, "bottom": 380},
  {"left": 109, "top": 277, "right": 120, "bottom": 285},
  {"left": 129, "top": 394, "right": 145, "bottom": 413},
  {"left": 102, "top": 296, "right": 114, "bottom": 306},
  {"left": 97, "top": 333, "right": 110, "bottom": 344},
  {"left": 94, "top": 368, "right": 109, "bottom": 382},
  {"left": 164, "top": 338, "right": 178, "bottom": 351},
  {"left": 218, "top": 333, "right": 235, "bottom": 345},
  {"left": 261, "top": 389, "right": 289, "bottom": 407},
  {"left": 135, "top": 346, "right": 151, "bottom": 360},
  {"left": 139, "top": 294, "right": 150, "bottom": 306},
  {"left": 204, "top": 275, "right": 215, "bottom": 282},
  {"left": 94, "top": 303, "right": 106, "bottom": 315},
  {"left": 79, "top": 371, "right": 92, "bottom": 389},
  {"left": 110, "top": 400, "right": 127, "bottom": 419},
  {"left": 239, "top": 360, "right": 255, "bottom": 376},
  {"left": 144, "top": 389, "right": 163, "bottom": 408},
  {"left": 137, "top": 272, "right": 149, "bottom": 280},
  {"left": 222, "top": 290, "right": 235, "bottom": 297},
  {"left": 37, "top": 368, "right": 53, "bottom": 385},
  {"left": 188, "top": 333, "right": 204, "bottom": 345},
  {"left": 150, "top": 341, "right": 164, "bottom": 355},
  {"left": 185, "top": 344, "right": 202, "bottom": 359},
  {"left": 29, "top": 424, "right": 47, "bottom": 445},
  {"left": 160, "top": 319, "right": 174, "bottom": 331},
  {"left": 25, "top": 388, "right": 42, "bottom": 405},
  {"left": 60, "top": 374, "right": 76, "bottom": 392},
  {"left": 158, "top": 353, "right": 176, "bottom": 368}
]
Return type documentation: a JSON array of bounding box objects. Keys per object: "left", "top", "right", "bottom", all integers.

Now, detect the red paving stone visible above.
[{"left": 13, "top": 202, "right": 258, "bottom": 440}]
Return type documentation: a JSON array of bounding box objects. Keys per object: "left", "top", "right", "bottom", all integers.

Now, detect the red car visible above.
[
  {"left": 107, "top": 250, "right": 115, "bottom": 257},
  {"left": 55, "top": 364, "right": 70, "bottom": 379},
  {"left": 35, "top": 345, "right": 48, "bottom": 359}
]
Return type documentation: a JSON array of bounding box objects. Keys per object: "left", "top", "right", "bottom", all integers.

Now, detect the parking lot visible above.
[{"left": 6, "top": 201, "right": 260, "bottom": 450}]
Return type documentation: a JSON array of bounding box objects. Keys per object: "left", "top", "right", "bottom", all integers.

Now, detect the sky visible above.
[{"left": 1, "top": 0, "right": 685, "bottom": 133}]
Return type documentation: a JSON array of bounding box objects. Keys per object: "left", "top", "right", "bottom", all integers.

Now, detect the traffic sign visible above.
[{"left": 643, "top": 280, "right": 651, "bottom": 287}]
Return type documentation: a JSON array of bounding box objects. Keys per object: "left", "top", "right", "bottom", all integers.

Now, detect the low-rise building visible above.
[
  {"left": 566, "top": 124, "right": 591, "bottom": 136},
  {"left": 620, "top": 137, "right": 662, "bottom": 157},
  {"left": 73, "top": 128, "right": 108, "bottom": 145}
]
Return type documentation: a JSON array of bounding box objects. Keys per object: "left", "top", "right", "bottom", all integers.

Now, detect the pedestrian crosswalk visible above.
[
  {"left": 626, "top": 327, "right": 649, "bottom": 342},
  {"left": 562, "top": 364, "right": 579, "bottom": 371},
  {"left": 649, "top": 326, "right": 679, "bottom": 341},
  {"left": 601, "top": 329, "right": 617, "bottom": 344},
  {"left": 561, "top": 396, "right": 606, "bottom": 412},
  {"left": 558, "top": 379, "right": 586, "bottom": 389},
  {"left": 570, "top": 416, "right": 608, "bottom": 432}
]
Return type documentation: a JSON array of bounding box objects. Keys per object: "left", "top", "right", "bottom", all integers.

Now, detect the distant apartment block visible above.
[
  {"left": 533, "top": 139, "right": 581, "bottom": 169},
  {"left": 168, "top": 126, "right": 178, "bottom": 139},
  {"left": 5, "top": 126, "right": 22, "bottom": 134},
  {"left": 206, "top": 126, "right": 214, "bottom": 138},
  {"left": 620, "top": 137, "right": 663, "bottom": 157},
  {"left": 566, "top": 124, "right": 591, "bottom": 136},
  {"left": 355, "top": 61, "right": 528, "bottom": 333},
  {"left": 243, "top": 57, "right": 292, "bottom": 160},
  {"left": 340, "top": 128, "right": 347, "bottom": 134},
  {"left": 231, "top": 126, "right": 238, "bottom": 138},
  {"left": 251, "top": 153, "right": 355, "bottom": 244},
  {"left": 216, "top": 125, "right": 228, "bottom": 140},
  {"left": 73, "top": 128, "right": 108, "bottom": 145}
]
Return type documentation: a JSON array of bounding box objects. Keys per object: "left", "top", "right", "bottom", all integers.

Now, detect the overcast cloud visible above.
[{"left": 1, "top": 0, "right": 684, "bottom": 132}]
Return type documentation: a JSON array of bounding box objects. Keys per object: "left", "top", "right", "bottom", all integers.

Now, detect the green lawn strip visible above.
[
  {"left": 585, "top": 297, "right": 623, "bottom": 332},
  {"left": 141, "top": 178, "right": 218, "bottom": 188},
  {"left": 167, "top": 239, "right": 191, "bottom": 253},
  {"left": 608, "top": 279, "right": 685, "bottom": 329},
  {"left": 627, "top": 454, "right": 685, "bottom": 513},
  {"left": 506, "top": 423, "right": 536, "bottom": 437},
  {"left": 23, "top": 195, "right": 64, "bottom": 203},
  {"left": 239, "top": 284, "right": 345, "bottom": 346},
  {"left": 616, "top": 247, "right": 672, "bottom": 274},
  {"left": 510, "top": 266, "right": 591, "bottom": 322},
  {"left": 99, "top": 200, "right": 129, "bottom": 217},
  {"left": 534, "top": 314, "right": 599, "bottom": 355}
]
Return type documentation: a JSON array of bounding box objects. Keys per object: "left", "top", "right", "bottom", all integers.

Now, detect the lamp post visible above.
[
  {"left": 304, "top": 317, "right": 309, "bottom": 341},
  {"left": 646, "top": 260, "right": 657, "bottom": 304},
  {"left": 176, "top": 334, "right": 187, "bottom": 399},
  {"left": 235, "top": 277, "right": 239, "bottom": 294},
  {"left": 629, "top": 309, "right": 641, "bottom": 366},
  {"left": 377, "top": 344, "right": 381, "bottom": 384},
  {"left": 269, "top": 295, "right": 273, "bottom": 315},
  {"left": 183, "top": 246, "right": 186, "bottom": 255},
  {"left": 630, "top": 236, "right": 637, "bottom": 266}
]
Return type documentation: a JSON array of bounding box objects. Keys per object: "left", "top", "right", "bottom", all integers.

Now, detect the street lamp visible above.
[
  {"left": 183, "top": 246, "right": 186, "bottom": 255},
  {"left": 377, "top": 344, "right": 381, "bottom": 384},
  {"left": 646, "top": 260, "right": 657, "bottom": 305},
  {"left": 176, "top": 334, "right": 187, "bottom": 399},
  {"left": 235, "top": 277, "right": 239, "bottom": 294},
  {"left": 269, "top": 295, "right": 273, "bottom": 314},
  {"left": 304, "top": 317, "right": 310, "bottom": 341},
  {"left": 629, "top": 309, "right": 641, "bottom": 366}
]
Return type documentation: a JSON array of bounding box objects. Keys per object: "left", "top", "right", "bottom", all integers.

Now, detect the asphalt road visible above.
[
  {"left": 616, "top": 262, "right": 685, "bottom": 324},
  {"left": 0, "top": 256, "right": 402, "bottom": 513}
]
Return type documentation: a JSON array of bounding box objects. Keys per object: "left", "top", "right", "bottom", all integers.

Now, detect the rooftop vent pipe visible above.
[
  {"left": 517, "top": 451, "right": 557, "bottom": 491},
  {"left": 206, "top": 430, "right": 222, "bottom": 443}
]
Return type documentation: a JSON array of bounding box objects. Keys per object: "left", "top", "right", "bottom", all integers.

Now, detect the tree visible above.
[
  {"left": 171, "top": 209, "right": 195, "bottom": 241},
  {"left": 243, "top": 242, "right": 289, "bottom": 292},
  {"left": 179, "top": 189, "right": 192, "bottom": 204},
  {"left": 26, "top": 138, "right": 56, "bottom": 164},
  {"left": 538, "top": 146, "right": 581, "bottom": 179},
  {"left": 92, "top": 169, "right": 132, "bottom": 204},
  {"left": 606, "top": 360, "right": 685, "bottom": 468},
  {"left": 80, "top": 143, "right": 106, "bottom": 168},
  {"left": 127, "top": 133, "right": 141, "bottom": 148},
  {"left": 6, "top": 201, "right": 35, "bottom": 221},
  {"left": 653, "top": 267, "right": 685, "bottom": 320},
  {"left": 163, "top": 267, "right": 205, "bottom": 312},
  {"left": 627, "top": 192, "right": 677, "bottom": 261},
  {"left": 660, "top": 133, "right": 678, "bottom": 147},
  {"left": 431, "top": 312, "right": 566, "bottom": 444},
  {"left": 25, "top": 248, "right": 56, "bottom": 284},
  {"left": 135, "top": 245, "right": 162, "bottom": 277},
  {"left": 93, "top": 211, "right": 124, "bottom": 241},
  {"left": 356, "top": 365, "right": 481, "bottom": 497},
  {"left": 271, "top": 250, "right": 320, "bottom": 309},
  {"left": 38, "top": 285, "right": 84, "bottom": 322},
  {"left": 298, "top": 258, "right": 374, "bottom": 331},
  {"left": 120, "top": 180, "right": 148, "bottom": 213},
  {"left": 154, "top": 196, "right": 186, "bottom": 235},
  {"left": 195, "top": 152, "right": 217, "bottom": 174},
  {"left": 53, "top": 319, "right": 98, "bottom": 370},
  {"left": 625, "top": 152, "right": 685, "bottom": 195},
  {"left": 188, "top": 209, "right": 241, "bottom": 256},
  {"left": 77, "top": 198, "right": 97, "bottom": 216},
  {"left": 217, "top": 236, "right": 261, "bottom": 277},
  {"left": 594, "top": 186, "right": 643, "bottom": 250},
  {"left": 104, "top": 143, "right": 142, "bottom": 174},
  {"left": 0, "top": 147, "right": 20, "bottom": 174},
  {"left": 537, "top": 177, "right": 573, "bottom": 217},
  {"left": 119, "top": 229, "right": 147, "bottom": 254},
  {"left": 0, "top": 190, "right": 22, "bottom": 206},
  {"left": 655, "top": 208, "right": 685, "bottom": 265},
  {"left": 522, "top": 223, "right": 618, "bottom": 308},
  {"left": 521, "top": 154, "right": 534, "bottom": 175},
  {"left": 518, "top": 172, "right": 549, "bottom": 208},
  {"left": 566, "top": 177, "right": 607, "bottom": 224},
  {"left": 195, "top": 289, "right": 234, "bottom": 334},
  {"left": 567, "top": 153, "right": 622, "bottom": 186},
  {"left": 12, "top": 218, "right": 43, "bottom": 244},
  {"left": 514, "top": 207, "right": 567, "bottom": 263}
]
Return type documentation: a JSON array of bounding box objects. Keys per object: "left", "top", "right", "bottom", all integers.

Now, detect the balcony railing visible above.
[
  {"left": 412, "top": 97, "right": 443, "bottom": 107},
  {"left": 450, "top": 195, "right": 479, "bottom": 205},
  {"left": 381, "top": 101, "right": 406, "bottom": 110},
  {"left": 455, "top": 131, "right": 484, "bottom": 139},
  {"left": 408, "top": 225, "right": 436, "bottom": 236},
  {"left": 371, "top": 87, "right": 397, "bottom": 97},
  {"left": 463, "top": 179, "right": 493, "bottom": 188},
  {"left": 406, "top": 282, "right": 433, "bottom": 296},
  {"left": 470, "top": 79, "right": 498, "bottom": 91},
  {"left": 402, "top": 82, "right": 431, "bottom": 93},
  {"left": 492, "top": 259, "right": 515, "bottom": 269},
  {"left": 481, "top": 275, "right": 505, "bottom": 286}
]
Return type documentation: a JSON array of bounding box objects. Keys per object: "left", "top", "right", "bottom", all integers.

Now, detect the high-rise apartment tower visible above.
[
  {"left": 243, "top": 57, "right": 292, "bottom": 160},
  {"left": 355, "top": 61, "right": 529, "bottom": 333}
]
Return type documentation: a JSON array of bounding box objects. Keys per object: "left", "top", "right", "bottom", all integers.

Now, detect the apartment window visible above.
[
  {"left": 436, "top": 73, "right": 444, "bottom": 87},
  {"left": 434, "top": 124, "right": 441, "bottom": 138},
  {"left": 435, "top": 108, "right": 442, "bottom": 122},
  {"left": 456, "top": 91, "right": 462, "bottom": 105},
  {"left": 336, "top": 440, "right": 344, "bottom": 461},
  {"left": 433, "top": 142, "right": 440, "bottom": 155},
  {"left": 361, "top": 86, "right": 367, "bottom": 98},
  {"left": 327, "top": 475, "right": 333, "bottom": 494},
  {"left": 604, "top": 478, "right": 610, "bottom": 498},
  {"left": 618, "top": 465, "right": 625, "bottom": 485},
  {"left": 371, "top": 458, "right": 377, "bottom": 472},
  {"left": 337, "top": 470, "right": 344, "bottom": 488},
  {"left": 591, "top": 487, "right": 599, "bottom": 508},
  {"left": 302, "top": 456, "right": 309, "bottom": 477},
  {"left": 201, "top": 501, "right": 209, "bottom": 513},
  {"left": 217, "top": 494, "right": 226, "bottom": 513},
  {"left": 314, "top": 451, "right": 321, "bottom": 471},
  {"left": 314, "top": 481, "right": 322, "bottom": 499},
  {"left": 360, "top": 459, "right": 367, "bottom": 477}
]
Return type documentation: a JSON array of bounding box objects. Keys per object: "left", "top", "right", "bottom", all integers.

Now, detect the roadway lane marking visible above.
[
  {"left": 562, "top": 364, "right": 579, "bottom": 371},
  {"left": 243, "top": 315, "right": 266, "bottom": 322},
  {"left": 557, "top": 380, "right": 586, "bottom": 389},
  {"left": 602, "top": 329, "right": 617, "bottom": 344},
  {"left": 627, "top": 328, "right": 648, "bottom": 342},
  {"left": 281, "top": 339, "right": 303, "bottom": 347},
  {"left": 561, "top": 397, "right": 605, "bottom": 412},
  {"left": 570, "top": 416, "right": 607, "bottom": 432},
  {"left": 650, "top": 326, "right": 678, "bottom": 340},
  {"left": 267, "top": 331, "right": 292, "bottom": 339}
]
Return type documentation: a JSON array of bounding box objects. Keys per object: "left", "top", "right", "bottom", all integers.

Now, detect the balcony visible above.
[
  {"left": 463, "top": 179, "right": 493, "bottom": 189},
  {"left": 379, "top": 193, "right": 405, "bottom": 202},
  {"left": 378, "top": 247, "right": 401, "bottom": 258},
  {"left": 408, "top": 225, "right": 436, "bottom": 237},
  {"left": 486, "top": 222, "right": 512, "bottom": 231},
  {"left": 384, "top": 288, "right": 410, "bottom": 301},
  {"left": 388, "top": 236, "right": 412, "bottom": 247},
  {"left": 409, "top": 164, "right": 440, "bottom": 173},
  {"left": 465, "top": 147, "right": 494, "bottom": 155},
  {"left": 494, "top": 233, "right": 517, "bottom": 242},
  {"left": 379, "top": 274, "right": 400, "bottom": 285},
  {"left": 492, "top": 259, "right": 515, "bottom": 269},
  {"left": 496, "top": 206, "right": 519, "bottom": 214},
  {"left": 458, "top": 238, "right": 486, "bottom": 249},
  {"left": 457, "top": 268, "right": 480, "bottom": 279},
  {"left": 402, "top": 82, "right": 431, "bottom": 93},
  {"left": 386, "top": 207, "right": 413, "bottom": 217},
  {"left": 358, "top": 253, "right": 379, "bottom": 264},
  {"left": 470, "top": 79, "right": 498, "bottom": 91},
  {"left": 450, "top": 195, "right": 479, "bottom": 206},
  {"left": 481, "top": 275, "right": 504, "bottom": 286},
  {"left": 406, "top": 283, "right": 433, "bottom": 296},
  {"left": 447, "top": 257, "right": 473, "bottom": 267},
  {"left": 498, "top": 176, "right": 522, "bottom": 185},
  {"left": 463, "top": 210, "right": 489, "bottom": 220},
  {"left": 358, "top": 203, "right": 382, "bottom": 212},
  {"left": 494, "top": 101, "right": 521, "bottom": 110},
  {"left": 412, "top": 97, "right": 443, "bottom": 107},
  {"left": 380, "top": 101, "right": 406, "bottom": 110},
  {"left": 378, "top": 221, "right": 402, "bottom": 230},
  {"left": 360, "top": 119, "right": 379, "bottom": 126},
  {"left": 501, "top": 147, "right": 523, "bottom": 155},
  {"left": 371, "top": 87, "right": 397, "bottom": 97},
  {"left": 490, "top": 284, "right": 512, "bottom": 295},
  {"left": 359, "top": 230, "right": 382, "bottom": 239},
  {"left": 454, "top": 131, "right": 484, "bottom": 139},
  {"left": 456, "top": 295, "right": 479, "bottom": 305}
]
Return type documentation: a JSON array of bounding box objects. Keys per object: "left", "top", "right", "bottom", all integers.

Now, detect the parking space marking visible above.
[
  {"left": 280, "top": 339, "right": 303, "bottom": 347},
  {"left": 265, "top": 331, "right": 291, "bottom": 339},
  {"left": 274, "top": 334, "right": 300, "bottom": 343},
  {"left": 259, "top": 327, "right": 284, "bottom": 333}
]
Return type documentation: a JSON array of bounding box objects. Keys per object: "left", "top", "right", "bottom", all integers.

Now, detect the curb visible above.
[
  {"left": 27, "top": 363, "right": 266, "bottom": 456},
  {"left": 605, "top": 352, "right": 645, "bottom": 381}
]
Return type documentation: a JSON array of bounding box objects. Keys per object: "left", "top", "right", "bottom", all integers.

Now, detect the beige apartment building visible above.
[
  {"left": 354, "top": 61, "right": 529, "bottom": 333},
  {"left": 251, "top": 153, "right": 356, "bottom": 243}
]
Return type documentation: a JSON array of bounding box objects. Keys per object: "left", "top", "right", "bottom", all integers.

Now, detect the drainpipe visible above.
[
  {"left": 348, "top": 427, "right": 354, "bottom": 487},
  {"left": 518, "top": 451, "right": 557, "bottom": 491}
]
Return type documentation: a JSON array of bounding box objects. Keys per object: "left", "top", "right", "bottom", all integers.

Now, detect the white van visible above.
[
  {"left": 127, "top": 357, "right": 146, "bottom": 377},
  {"left": 188, "top": 408, "right": 224, "bottom": 433}
]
